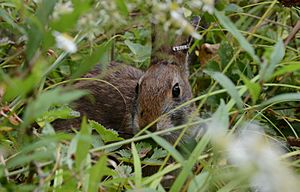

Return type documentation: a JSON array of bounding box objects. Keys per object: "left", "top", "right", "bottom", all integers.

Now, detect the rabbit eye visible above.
[{"left": 172, "top": 83, "right": 180, "bottom": 98}]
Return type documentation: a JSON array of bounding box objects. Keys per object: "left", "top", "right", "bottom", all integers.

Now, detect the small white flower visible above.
[
  {"left": 53, "top": 1, "right": 74, "bottom": 20},
  {"left": 53, "top": 31, "right": 77, "bottom": 53},
  {"left": 202, "top": 0, "right": 215, "bottom": 14}
]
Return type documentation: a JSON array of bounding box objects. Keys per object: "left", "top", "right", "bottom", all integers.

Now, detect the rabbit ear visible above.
[{"left": 151, "top": 16, "right": 201, "bottom": 74}]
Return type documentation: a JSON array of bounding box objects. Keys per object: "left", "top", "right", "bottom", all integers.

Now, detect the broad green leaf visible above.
[
  {"left": 75, "top": 117, "right": 92, "bottom": 170},
  {"left": 261, "top": 39, "right": 285, "bottom": 81},
  {"left": 150, "top": 148, "right": 168, "bottom": 160},
  {"left": 22, "top": 88, "right": 86, "bottom": 127},
  {"left": 260, "top": 93, "right": 300, "bottom": 108},
  {"left": 214, "top": 10, "right": 260, "bottom": 64},
  {"left": 240, "top": 73, "right": 261, "bottom": 104},
  {"left": 132, "top": 142, "right": 142, "bottom": 188},
  {"left": 89, "top": 120, "right": 124, "bottom": 143},
  {"left": 87, "top": 156, "right": 108, "bottom": 192},
  {"left": 115, "top": 0, "right": 129, "bottom": 16},
  {"left": 205, "top": 70, "right": 244, "bottom": 109},
  {"left": 37, "top": 106, "right": 80, "bottom": 127},
  {"left": 124, "top": 40, "right": 151, "bottom": 62},
  {"left": 147, "top": 131, "right": 184, "bottom": 163}
]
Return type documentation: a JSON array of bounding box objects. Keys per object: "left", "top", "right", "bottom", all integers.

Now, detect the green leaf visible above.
[
  {"left": 71, "top": 41, "right": 111, "bottom": 78},
  {"left": 188, "top": 171, "right": 210, "bottom": 192},
  {"left": 208, "top": 100, "right": 229, "bottom": 139},
  {"left": 124, "top": 40, "right": 151, "bottom": 62},
  {"left": 136, "top": 142, "right": 152, "bottom": 158},
  {"left": 36, "top": 0, "right": 57, "bottom": 25},
  {"left": 150, "top": 148, "right": 168, "bottom": 160},
  {"left": 240, "top": 73, "right": 261, "bottom": 104},
  {"left": 170, "top": 133, "right": 210, "bottom": 192},
  {"left": 89, "top": 120, "right": 124, "bottom": 143},
  {"left": 214, "top": 10, "right": 260, "bottom": 64},
  {"left": 205, "top": 71, "right": 244, "bottom": 109},
  {"left": 272, "top": 62, "right": 300, "bottom": 78},
  {"left": 2, "top": 57, "right": 48, "bottom": 102},
  {"left": 87, "top": 155, "right": 108, "bottom": 192},
  {"left": 25, "top": 17, "right": 44, "bottom": 61},
  {"left": 75, "top": 117, "right": 92, "bottom": 170},
  {"left": 260, "top": 93, "right": 300, "bottom": 108},
  {"left": 37, "top": 106, "right": 80, "bottom": 127},
  {"left": 261, "top": 39, "right": 285, "bottom": 81},
  {"left": 132, "top": 142, "right": 142, "bottom": 188},
  {"left": 115, "top": 0, "right": 129, "bottom": 16},
  {"left": 146, "top": 131, "right": 184, "bottom": 163},
  {"left": 0, "top": 9, "right": 25, "bottom": 34},
  {"left": 22, "top": 88, "right": 86, "bottom": 128}
]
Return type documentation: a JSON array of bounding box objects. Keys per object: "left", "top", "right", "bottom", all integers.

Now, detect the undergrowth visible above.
[{"left": 0, "top": 0, "right": 300, "bottom": 191}]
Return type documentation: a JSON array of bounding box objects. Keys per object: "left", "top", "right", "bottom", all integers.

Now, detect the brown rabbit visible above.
[{"left": 53, "top": 17, "right": 203, "bottom": 143}]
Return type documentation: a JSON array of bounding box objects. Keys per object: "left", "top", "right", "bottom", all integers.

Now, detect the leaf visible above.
[
  {"left": 214, "top": 10, "right": 260, "bottom": 64},
  {"left": 170, "top": 133, "right": 210, "bottom": 192},
  {"left": 89, "top": 120, "right": 124, "bottom": 143},
  {"left": 117, "top": 149, "right": 132, "bottom": 158},
  {"left": 208, "top": 100, "right": 229, "bottom": 140},
  {"left": 132, "top": 142, "right": 142, "bottom": 188},
  {"left": 261, "top": 38, "right": 285, "bottom": 81},
  {"left": 205, "top": 70, "right": 244, "bottom": 109},
  {"left": 25, "top": 17, "right": 44, "bottom": 61},
  {"left": 115, "top": 0, "right": 128, "bottom": 16},
  {"left": 272, "top": 62, "right": 300, "bottom": 78},
  {"left": 124, "top": 40, "right": 151, "bottom": 62},
  {"left": 37, "top": 106, "right": 80, "bottom": 127},
  {"left": 71, "top": 41, "right": 111, "bottom": 78},
  {"left": 260, "top": 93, "right": 300, "bottom": 108},
  {"left": 146, "top": 131, "right": 184, "bottom": 163},
  {"left": 75, "top": 117, "right": 92, "bottom": 170},
  {"left": 239, "top": 73, "right": 261, "bottom": 104},
  {"left": 135, "top": 142, "right": 152, "bottom": 158},
  {"left": 218, "top": 41, "right": 234, "bottom": 67},
  {"left": 22, "top": 88, "right": 86, "bottom": 127},
  {"left": 188, "top": 171, "right": 210, "bottom": 192},
  {"left": 35, "top": 0, "right": 57, "bottom": 25},
  {"left": 87, "top": 155, "right": 108, "bottom": 192},
  {"left": 150, "top": 147, "right": 168, "bottom": 160}
]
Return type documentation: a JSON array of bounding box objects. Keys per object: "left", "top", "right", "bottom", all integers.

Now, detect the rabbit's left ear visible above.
[{"left": 151, "top": 15, "right": 201, "bottom": 74}]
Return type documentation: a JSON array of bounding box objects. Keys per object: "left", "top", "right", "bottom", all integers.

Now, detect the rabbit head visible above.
[{"left": 131, "top": 17, "right": 201, "bottom": 143}]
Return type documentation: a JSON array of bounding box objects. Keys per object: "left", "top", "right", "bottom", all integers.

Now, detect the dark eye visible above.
[
  {"left": 172, "top": 83, "right": 180, "bottom": 98},
  {"left": 135, "top": 83, "right": 139, "bottom": 94}
]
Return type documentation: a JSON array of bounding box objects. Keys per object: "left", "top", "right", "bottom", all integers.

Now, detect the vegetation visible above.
[{"left": 0, "top": 0, "right": 300, "bottom": 191}]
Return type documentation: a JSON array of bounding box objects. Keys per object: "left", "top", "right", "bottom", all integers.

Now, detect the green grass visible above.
[{"left": 0, "top": 0, "right": 300, "bottom": 191}]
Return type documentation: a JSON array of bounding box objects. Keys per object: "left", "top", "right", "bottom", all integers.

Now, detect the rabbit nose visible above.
[{"left": 148, "top": 123, "right": 157, "bottom": 132}]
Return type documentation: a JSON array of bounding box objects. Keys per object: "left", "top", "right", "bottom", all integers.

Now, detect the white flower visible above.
[
  {"left": 228, "top": 123, "right": 300, "bottom": 192},
  {"left": 53, "top": 31, "right": 77, "bottom": 53},
  {"left": 202, "top": 0, "right": 214, "bottom": 14},
  {"left": 52, "top": 1, "right": 74, "bottom": 20}
]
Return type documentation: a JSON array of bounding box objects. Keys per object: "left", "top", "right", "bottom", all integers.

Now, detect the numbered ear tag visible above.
[{"left": 172, "top": 44, "right": 189, "bottom": 52}]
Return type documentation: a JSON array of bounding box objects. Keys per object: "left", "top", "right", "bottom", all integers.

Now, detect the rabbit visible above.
[{"left": 53, "top": 17, "right": 204, "bottom": 144}]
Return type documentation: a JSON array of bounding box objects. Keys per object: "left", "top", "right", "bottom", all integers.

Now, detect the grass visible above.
[{"left": 0, "top": 0, "right": 300, "bottom": 191}]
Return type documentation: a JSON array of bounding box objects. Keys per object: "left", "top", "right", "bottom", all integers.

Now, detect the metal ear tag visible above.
[{"left": 172, "top": 44, "right": 189, "bottom": 52}]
